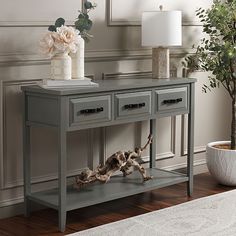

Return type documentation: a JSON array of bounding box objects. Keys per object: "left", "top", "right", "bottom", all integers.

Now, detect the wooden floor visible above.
[{"left": 0, "top": 172, "right": 235, "bottom": 236}]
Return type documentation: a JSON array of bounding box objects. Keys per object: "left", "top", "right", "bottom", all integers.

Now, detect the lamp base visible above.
[{"left": 152, "top": 47, "right": 170, "bottom": 79}]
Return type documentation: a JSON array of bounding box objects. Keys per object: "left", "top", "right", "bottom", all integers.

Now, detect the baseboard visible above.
[
  {"left": 0, "top": 200, "right": 45, "bottom": 219},
  {"left": 0, "top": 202, "right": 24, "bottom": 219},
  {"left": 163, "top": 159, "right": 208, "bottom": 175},
  {"left": 0, "top": 161, "right": 208, "bottom": 219},
  {"left": 193, "top": 161, "right": 209, "bottom": 175}
]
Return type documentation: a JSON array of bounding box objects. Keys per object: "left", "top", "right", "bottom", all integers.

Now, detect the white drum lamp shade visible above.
[
  {"left": 142, "top": 11, "right": 182, "bottom": 47},
  {"left": 142, "top": 10, "right": 182, "bottom": 78}
]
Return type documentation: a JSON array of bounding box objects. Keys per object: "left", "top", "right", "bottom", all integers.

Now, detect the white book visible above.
[{"left": 38, "top": 78, "right": 99, "bottom": 89}]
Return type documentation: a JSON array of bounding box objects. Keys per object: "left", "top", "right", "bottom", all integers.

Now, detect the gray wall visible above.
[{"left": 0, "top": 0, "right": 231, "bottom": 217}]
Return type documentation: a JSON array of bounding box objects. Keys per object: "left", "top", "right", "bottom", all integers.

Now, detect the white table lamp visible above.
[{"left": 142, "top": 7, "right": 182, "bottom": 78}]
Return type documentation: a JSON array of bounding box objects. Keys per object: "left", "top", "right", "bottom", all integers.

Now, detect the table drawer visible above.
[
  {"left": 115, "top": 91, "right": 152, "bottom": 119},
  {"left": 156, "top": 87, "right": 188, "bottom": 115},
  {"left": 70, "top": 95, "right": 111, "bottom": 125}
]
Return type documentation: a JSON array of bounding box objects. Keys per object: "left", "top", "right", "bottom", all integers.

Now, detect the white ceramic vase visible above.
[
  {"left": 70, "top": 35, "right": 85, "bottom": 79},
  {"left": 206, "top": 141, "right": 236, "bottom": 186},
  {"left": 51, "top": 52, "right": 71, "bottom": 80}
]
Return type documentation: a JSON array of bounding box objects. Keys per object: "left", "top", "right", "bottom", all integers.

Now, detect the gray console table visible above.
[{"left": 22, "top": 78, "right": 196, "bottom": 232}]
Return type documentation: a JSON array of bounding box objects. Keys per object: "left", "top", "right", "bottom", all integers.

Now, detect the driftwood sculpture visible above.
[{"left": 74, "top": 135, "right": 153, "bottom": 189}]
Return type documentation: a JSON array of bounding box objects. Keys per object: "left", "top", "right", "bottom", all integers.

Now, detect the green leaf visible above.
[
  {"left": 78, "top": 13, "right": 85, "bottom": 19},
  {"left": 48, "top": 25, "right": 56, "bottom": 32},
  {"left": 75, "top": 15, "right": 93, "bottom": 32},
  {"left": 86, "top": 19, "right": 93, "bottom": 30},
  {"left": 55, "top": 18, "right": 65, "bottom": 28},
  {"left": 84, "top": 1, "right": 93, "bottom": 9},
  {"left": 74, "top": 0, "right": 96, "bottom": 39}
]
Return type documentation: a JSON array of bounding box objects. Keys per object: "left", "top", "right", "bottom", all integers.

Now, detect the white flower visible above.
[
  {"left": 39, "top": 32, "right": 56, "bottom": 58},
  {"left": 39, "top": 26, "right": 81, "bottom": 57}
]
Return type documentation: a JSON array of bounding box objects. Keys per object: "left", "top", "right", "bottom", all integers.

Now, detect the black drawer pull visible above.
[
  {"left": 80, "top": 107, "right": 104, "bottom": 114},
  {"left": 163, "top": 98, "right": 182, "bottom": 105},
  {"left": 124, "top": 102, "right": 145, "bottom": 109}
]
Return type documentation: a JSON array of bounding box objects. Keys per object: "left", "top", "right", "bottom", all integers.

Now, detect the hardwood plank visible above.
[{"left": 0, "top": 173, "right": 235, "bottom": 236}]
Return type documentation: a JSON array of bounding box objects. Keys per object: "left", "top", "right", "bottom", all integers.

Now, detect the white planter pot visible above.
[
  {"left": 51, "top": 52, "right": 71, "bottom": 80},
  {"left": 206, "top": 141, "right": 236, "bottom": 186},
  {"left": 70, "top": 36, "right": 85, "bottom": 79}
]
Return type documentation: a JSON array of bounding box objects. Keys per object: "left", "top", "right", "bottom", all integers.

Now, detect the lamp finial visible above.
[{"left": 159, "top": 5, "right": 163, "bottom": 11}]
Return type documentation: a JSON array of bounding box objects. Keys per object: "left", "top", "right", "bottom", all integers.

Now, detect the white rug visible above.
[{"left": 67, "top": 190, "right": 236, "bottom": 236}]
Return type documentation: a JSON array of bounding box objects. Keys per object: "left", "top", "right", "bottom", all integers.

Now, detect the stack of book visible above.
[{"left": 38, "top": 78, "right": 98, "bottom": 89}]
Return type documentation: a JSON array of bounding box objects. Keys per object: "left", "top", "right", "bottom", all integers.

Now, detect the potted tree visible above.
[{"left": 183, "top": 0, "right": 236, "bottom": 185}]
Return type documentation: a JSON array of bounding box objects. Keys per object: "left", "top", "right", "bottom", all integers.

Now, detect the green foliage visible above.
[
  {"left": 47, "top": 1, "right": 97, "bottom": 42},
  {"left": 55, "top": 18, "right": 65, "bottom": 28},
  {"left": 48, "top": 17, "right": 65, "bottom": 32},
  {"left": 183, "top": 0, "right": 236, "bottom": 149},
  {"left": 74, "top": 1, "right": 97, "bottom": 41},
  {"left": 84, "top": 1, "right": 94, "bottom": 9},
  {"left": 75, "top": 13, "right": 93, "bottom": 32},
  {"left": 183, "top": 0, "right": 236, "bottom": 97},
  {"left": 48, "top": 25, "right": 57, "bottom": 32}
]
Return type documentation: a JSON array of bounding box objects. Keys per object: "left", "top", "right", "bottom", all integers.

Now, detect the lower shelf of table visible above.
[{"left": 28, "top": 168, "right": 189, "bottom": 212}]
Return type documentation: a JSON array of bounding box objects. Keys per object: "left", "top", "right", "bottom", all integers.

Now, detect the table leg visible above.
[
  {"left": 150, "top": 119, "right": 157, "bottom": 168},
  {"left": 23, "top": 124, "right": 31, "bottom": 217},
  {"left": 187, "top": 83, "right": 195, "bottom": 196},
  {"left": 58, "top": 98, "right": 67, "bottom": 232},
  {"left": 99, "top": 127, "right": 106, "bottom": 166},
  {"left": 58, "top": 125, "right": 67, "bottom": 232},
  {"left": 87, "top": 129, "right": 94, "bottom": 169}
]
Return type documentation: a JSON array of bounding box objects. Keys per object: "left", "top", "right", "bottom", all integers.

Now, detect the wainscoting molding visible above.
[
  {"left": 0, "top": 196, "right": 23, "bottom": 208},
  {"left": 142, "top": 117, "right": 176, "bottom": 162},
  {"left": 102, "top": 68, "right": 178, "bottom": 80},
  {"left": 103, "top": 71, "right": 152, "bottom": 80},
  {"left": 0, "top": 80, "right": 41, "bottom": 189},
  {"left": 0, "top": 79, "right": 95, "bottom": 190},
  {"left": 0, "top": 48, "right": 194, "bottom": 67},
  {"left": 97, "top": 123, "right": 176, "bottom": 170},
  {"left": 0, "top": 53, "right": 50, "bottom": 67},
  {"left": 102, "top": 69, "right": 178, "bottom": 80},
  {"left": 180, "top": 114, "right": 206, "bottom": 156},
  {"left": 107, "top": 0, "right": 204, "bottom": 27},
  {"left": 0, "top": 0, "right": 86, "bottom": 27},
  {"left": 162, "top": 158, "right": 207, "bottom": 172},
  {"left": 100, "top": 117, "right": 176, "bottom": 165},
  {"left": 0, "top": 21, "right": 72, "bottom": 27},
  {"left": 80, "top": 48, "right": 194, "bottom": 61},
  {"left": 3, "top": 168, "right": 85, "bottom": 190}
]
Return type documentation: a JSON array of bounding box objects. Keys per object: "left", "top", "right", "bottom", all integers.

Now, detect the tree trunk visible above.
[{"left": 231, "top": 99, "right": 236, "bottom": 149}]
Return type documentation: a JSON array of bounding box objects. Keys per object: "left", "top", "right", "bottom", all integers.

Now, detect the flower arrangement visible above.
[
  {"left": 40, "top": 20, "right": 80, "bottom": 58},
  {"left": 39, "top": 1, "right": 96, "bottom": 57}
]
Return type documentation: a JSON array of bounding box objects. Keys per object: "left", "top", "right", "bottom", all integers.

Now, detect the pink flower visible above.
[
  {"left": 39, "top": 32, "right": 56, "bottom": 57},
  {"left": 39, "top": 26, "right": 81, "bottom": 57}
]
